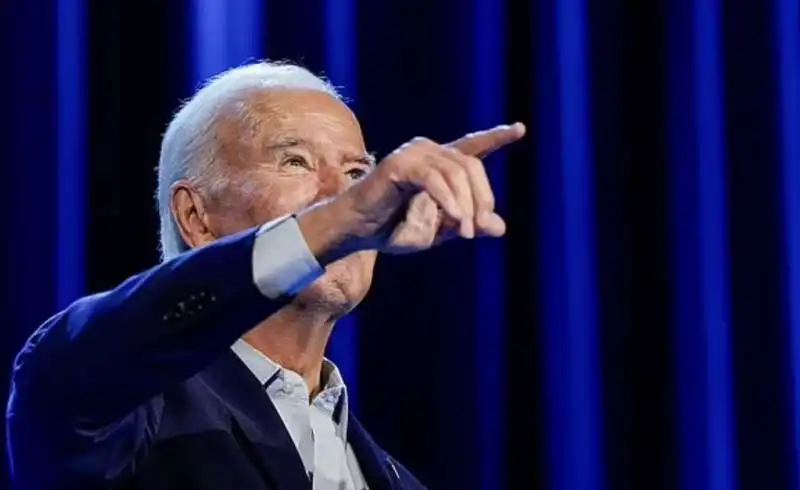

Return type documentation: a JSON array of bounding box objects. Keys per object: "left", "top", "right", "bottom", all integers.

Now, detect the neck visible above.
[{"left": 242, "top": 301, "right": 336, "bottom": 397}]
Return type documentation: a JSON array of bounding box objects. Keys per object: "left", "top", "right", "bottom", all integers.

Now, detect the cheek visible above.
[{"left": 241, "top": 175, "right": 319, "bottom": 224}]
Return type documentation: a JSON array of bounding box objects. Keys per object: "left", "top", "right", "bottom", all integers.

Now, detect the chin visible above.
[{"left": 296, "top": 253, "right": 375, "bottom": 318}]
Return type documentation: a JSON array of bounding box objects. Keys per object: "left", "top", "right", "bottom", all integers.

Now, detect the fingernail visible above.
[{"left": 460, "top": 220, "right": 473, "bottom": 239}]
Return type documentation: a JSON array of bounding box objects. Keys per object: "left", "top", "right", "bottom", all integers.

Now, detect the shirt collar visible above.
[{"left": 230, "top": 339, "right": 349, "bottom": 426}]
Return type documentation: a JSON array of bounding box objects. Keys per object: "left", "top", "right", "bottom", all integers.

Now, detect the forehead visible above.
[{"left": 241, "top": 88, "right": 365, "bottom": 150}]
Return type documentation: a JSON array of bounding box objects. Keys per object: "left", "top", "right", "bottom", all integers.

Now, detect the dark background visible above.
[{"left": 3, "top": 0, "right": 800, "bottom": 489}]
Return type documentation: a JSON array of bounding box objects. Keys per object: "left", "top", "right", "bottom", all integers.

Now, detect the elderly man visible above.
[{"left": 6, "top": 61, "right": 524, "bottom": 490}]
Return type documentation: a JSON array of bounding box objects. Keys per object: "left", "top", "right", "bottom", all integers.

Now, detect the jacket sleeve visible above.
[{"left": 6, "top": 217, "right": 324, "bottom": 487}]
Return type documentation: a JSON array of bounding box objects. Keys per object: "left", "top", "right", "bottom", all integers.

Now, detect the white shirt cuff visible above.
[{"left": 252, "top": 215, "right": 324, "bottom": 298}]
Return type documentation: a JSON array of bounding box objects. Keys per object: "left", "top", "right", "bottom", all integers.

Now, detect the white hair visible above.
[{"left": 156, "top": 61, "right": 342, "bottom": 261}]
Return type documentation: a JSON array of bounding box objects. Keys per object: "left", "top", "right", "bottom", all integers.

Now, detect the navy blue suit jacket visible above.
[{"left": 6, "top": 229, "right": 425, "bottom": 490}]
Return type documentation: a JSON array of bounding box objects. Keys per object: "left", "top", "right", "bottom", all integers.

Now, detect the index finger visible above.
[{"left": 446, "top": 122, "right": 526, "bottom": 158}]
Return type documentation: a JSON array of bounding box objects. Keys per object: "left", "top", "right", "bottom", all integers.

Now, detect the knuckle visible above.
[
  {"left": 421, "top": 170, "right": 439, "bottom": 187},
  {"left": 444, "top": 163, "right": 467, "bottom": 182},
  {"left": 392, "top": 140, "right": 420, "bottom": 157},
  {"left": 393, "top": 138, "right": 433, "bottom": 161},
  {"left": 386, "top": 150, "right": 405, "bottom": 167},
  {"left": 462, "top": 155, "right": 483, "bottom": 171},
  {"left": 381, "top": 154, "right": 401, "bottom": 171},
  {"left": 378, "top": 156, "right": 405, "bottom": 182},
  {"left": 410, "top": 136, "right": 436, "bottom": 148},
  {"left": 479, "top": 196, "right": 495, "bottom": 210},
  {"left": 423, "top": 172, "right": 448, "bottom": 192}
]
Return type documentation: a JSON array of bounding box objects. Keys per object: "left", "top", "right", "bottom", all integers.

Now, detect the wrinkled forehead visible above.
[{"left": 227, "top": 88, "right": 365, "bottom": 151}]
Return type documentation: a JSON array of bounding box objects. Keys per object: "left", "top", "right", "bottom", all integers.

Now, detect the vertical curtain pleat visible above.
[
  {"left": 777, "top": 0, "right": 800, "bottom": 487},
  {"left": 538, "top": 0, "right": 604, "bottom": 488},
  {"left": 669, "top": 0, "right": 737, "bottom": 488},
  {"left": 56, "top": 0, "right": 86, "bottom": 310},
  {"left": 469, "top": 0, "right": 507, "bottom": 487}
]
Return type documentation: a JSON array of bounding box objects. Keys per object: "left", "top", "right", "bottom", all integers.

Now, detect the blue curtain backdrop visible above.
[{"left": 2, "top": 0, "right": 799, "bottom": 489}]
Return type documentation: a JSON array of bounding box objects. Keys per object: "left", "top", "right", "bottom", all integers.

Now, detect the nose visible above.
[{"left": 316, "top": 165, "right": 351, "bottom": 200}]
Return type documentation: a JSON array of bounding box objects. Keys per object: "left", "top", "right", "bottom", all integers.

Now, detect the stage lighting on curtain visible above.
[
  {"left": 467, "top": 0, "right": 507, "bottom": 487},
  {"left": 191, "top": 0, "right": 263, "bottom": 83},
  {"left": 777, "top": 0, "right": 800, "bottom": 484},
  {"left": 323, "top": 0, "right": 360, "bottom": 408},
  {"left": 537, "top": 0, "right": 604, "bottom": 488},
  {"left": 669, "top": 0, "right": 736, "bottom": 489},
  {"left": 57, "top": 0, "right": 86, "bottom": 309}
]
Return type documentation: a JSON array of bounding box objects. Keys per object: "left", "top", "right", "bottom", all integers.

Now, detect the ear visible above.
[{"left": 170, "top": 181, "right": 217, "bottom": 250}]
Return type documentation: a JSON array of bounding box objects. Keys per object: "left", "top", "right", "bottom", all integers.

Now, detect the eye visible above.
[
  {"left": 281, "top": 155, "right": 312, "bottom": 171},
  {"left": 345, "top": 167, "right": 370, "bottom": 181}
]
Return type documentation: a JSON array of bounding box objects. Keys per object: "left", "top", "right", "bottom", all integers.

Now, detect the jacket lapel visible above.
[
  {"left": 198, "top": 350, "right": 311, "bottom": 490},
  {"left": 347, "top": 413, "right": 399, "bottom": 490}
]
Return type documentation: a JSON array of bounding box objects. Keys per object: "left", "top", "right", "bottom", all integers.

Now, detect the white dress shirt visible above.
[{"left": 241, "top": 214, "right": 368, "bottom": 490}]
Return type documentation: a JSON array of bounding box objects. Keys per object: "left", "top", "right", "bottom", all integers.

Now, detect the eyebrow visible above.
[
  {"left": 263, "top": 137, "right": 308, "bottom": 152},
  {"left": 264, "top": 137, "right": 376, "bottom": 167},
  {"left": 358, "top": 153, "right": 378, "bottom": 167}
]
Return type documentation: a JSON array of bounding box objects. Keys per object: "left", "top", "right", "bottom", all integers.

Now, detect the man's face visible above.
[{"left": 207, "top": 89, "right": 378, "bottom": 315}]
